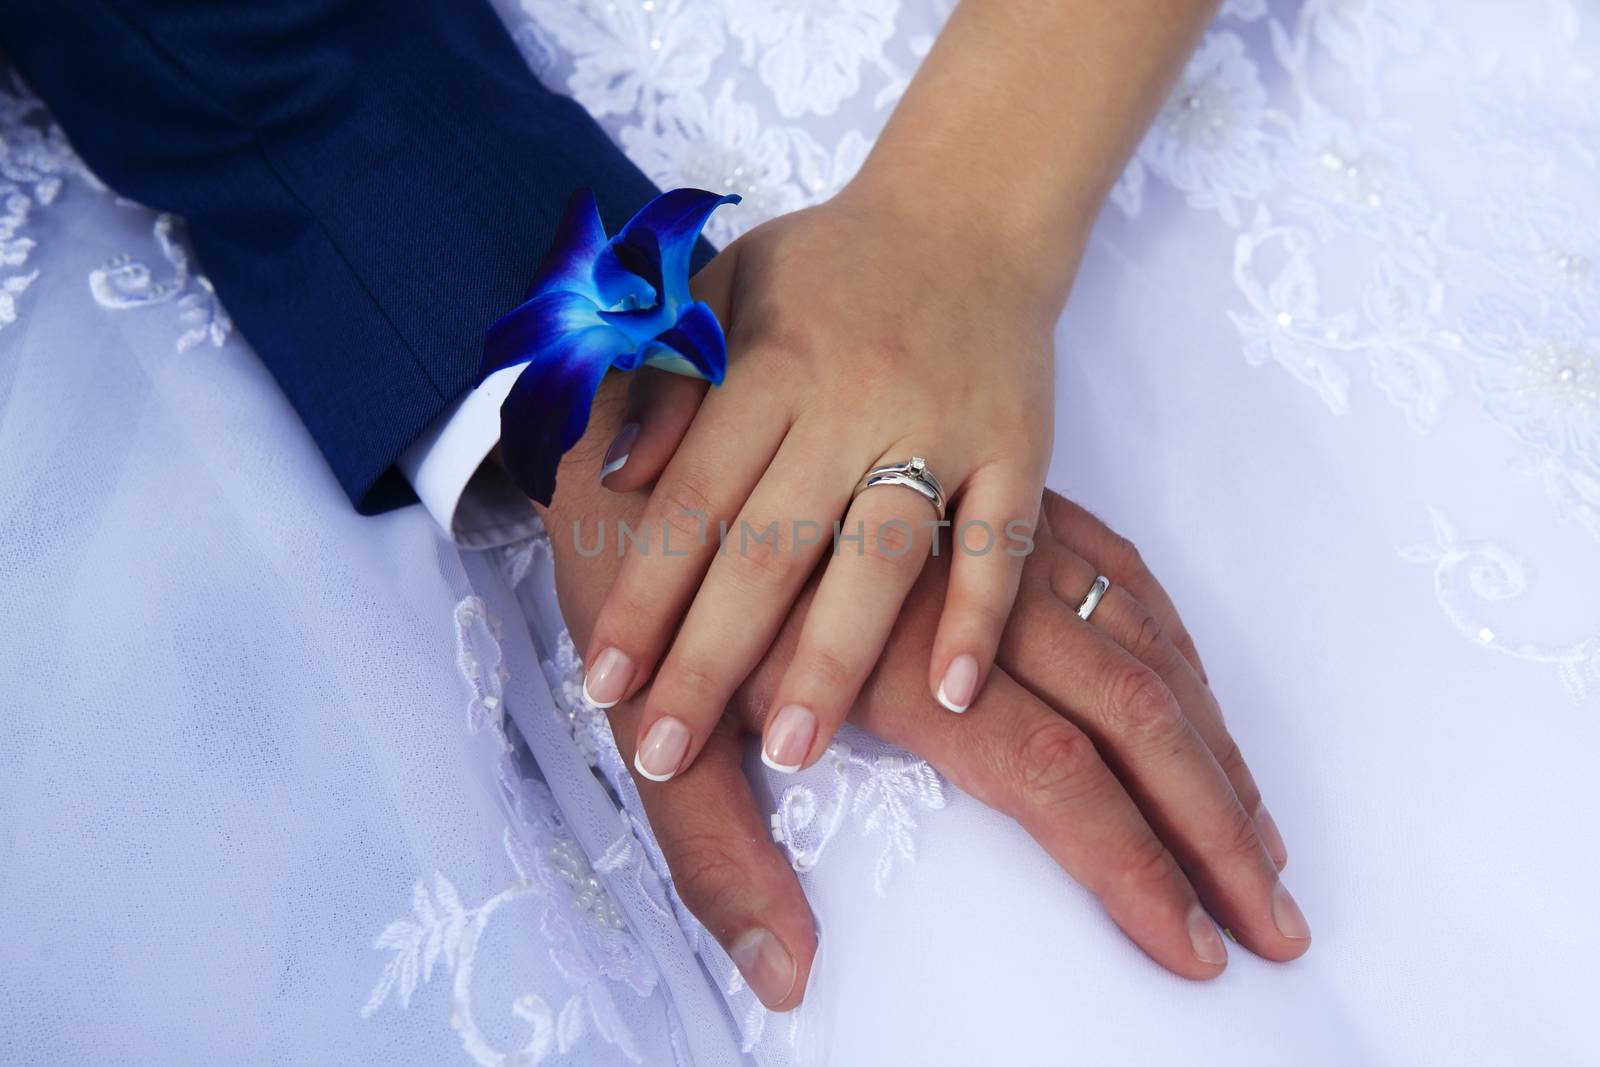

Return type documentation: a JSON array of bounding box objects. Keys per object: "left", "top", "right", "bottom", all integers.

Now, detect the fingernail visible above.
[
  {"left": 1186, "top": 903, "right": 1228, "bottom": 967},
  {"left": 1255, "top": 802, "right": 1288, "bottom": 869},
  {"left": 935, "top": 654, "right": 979, "bottom": 713},
  {"left": 762, "top": 704, "right": 817, "bottom": 773},
  {"left": 634, "top": 715, "right": 690, "bottom": 782},
  {"left": 582, "top": 647, "right": 634, "bottom": 709},
  {"left": 600, "top": 421, "right": 640, "bottom": 481},
  {"left": 729, "top": 928, "right": 797, "bottom": 1008},
  {"left": 1271, "top": 882, "right": 1312, "bottom": 941}
]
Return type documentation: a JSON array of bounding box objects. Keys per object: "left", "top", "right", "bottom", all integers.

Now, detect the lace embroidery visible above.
[
  {"left": 620, "top": 80, "right": 805, "bottom": 245},
  {"left": 89, "top": 212, "right": 233, "bottom": 351},
  {"left": 771, "top": 741, "right": 946, "bottom": 895},
  {"left": 1461, "top": 297, "right": 1600, "bottom": 474},
  {"left": 720, "top": 0, "right": 900, "bottom": 119},
  {"left": 0, "top": 75, "right": 87, "bottom": 330},
  {"left": 1399, "top": 509, "right": 1600, "bottom": 700},
  {"left": 1306, "top": 0, "right": 1433, "bottom": 95},
  {"left": 519, "top": 0, "right": 726, "bottom": 120},
  {"left": 364, "top": 595, "right": 661, "bottom": 1064},
  {"left": 1124, "top": 31, "right": 1274, "bottom": 228},
  {"left": 455, "top": 596, "right": 510, "bottom": 738},
  {"left": 515, "top": 0, "right": 913, "bottom": 246},
  {"left": 1103, "top": 2, "right": 1599, "bottom": 684},
  {"left": 363, "top": 867, "right": 569, "bottom": 1067},
  {"left": 1230, "top": 207, "right": 1357, "bottom": 415}
]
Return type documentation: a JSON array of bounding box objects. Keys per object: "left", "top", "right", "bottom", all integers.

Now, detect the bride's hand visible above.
[
  {"left": 582, "top": 187, "right": 1059, "bottom": 782},
  {"left": 542, "top": 383, "right": 1309, "bottom": 1006}
]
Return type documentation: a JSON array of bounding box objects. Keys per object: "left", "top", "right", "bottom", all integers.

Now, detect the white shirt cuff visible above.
[{"left": 398, "top": 365, "right": 542, "bottom": 548}]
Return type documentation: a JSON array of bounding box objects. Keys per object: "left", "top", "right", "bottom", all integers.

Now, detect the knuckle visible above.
[
  {"left": 1174, "top": 629, "right": 1209, "bottom": 683},
  {"left": 1213, "top": 736, "right": 1250, "bottom": 783},
  {"left": 1010, "top": 719, "right": 1101, "bottom": 809},
  {"left": 1111, "top": 832, "right": 1183, "bottom": 897},
  {"left": 600, "top": 567, "right": 675, "bottom": 630},
  {"left": 1214, "top": 738, "right": 1260, "bottom": 808},
  {"left": 1048, "top": 556, "right": 1089, "bottom": 604},
  {"left": 1129, "top": 611, "right": 1166, "bottom": 664},
  {"left": 798, "top": 641, "right": 856, "bottom": 696},
  {"left": 853, "top": 519, "right": 924, "bottom": 577},
  {"left": 660, "top": 651, "right": 724, "bottom": 702},
  {"left": 652, "top": 477, "right": 718, "bottom": 547},
  {"left": 1110, "top": 532, "right": 1148, "bottom": 577},
  {"left": 1104, "top": 665, "right": 1184, "bottom": 744},
  {"left": 667, "top": 832, "right": 750, "bottom": 932},
  {"left": 866, "top": 517, "right": 917, "bottom": 562},
  {"left": 733, "top": 318, "right": 812, "bottom": 367},
  {"left": 957, "top": 589, "right": 1011, "bottom": 639},
  {"left": 725, "top": 525, "right": 795, "bottom": 592},
  {"left": 1217, "top": 804, "right": 1266, "bottom": 863}
]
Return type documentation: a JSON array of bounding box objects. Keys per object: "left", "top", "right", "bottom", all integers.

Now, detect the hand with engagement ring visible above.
[
  {"left": 576, "top": 191, "right": 1059, "bottom": 785},
  {"left": 537, "top": 375, "right": 1306, "bottom": 1005},
  {"left": 565, "top": 0, "right": 1231, "bottom": 790}
]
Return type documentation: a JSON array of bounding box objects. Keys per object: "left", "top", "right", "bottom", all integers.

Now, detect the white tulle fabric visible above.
[{"left": 3, "top": 0, "right": 1598, "bottom": 1063}]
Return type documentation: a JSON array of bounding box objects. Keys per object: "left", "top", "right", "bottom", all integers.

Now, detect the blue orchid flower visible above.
[{"left": 481, "top": 187, "right": 740, "bottom": 505}]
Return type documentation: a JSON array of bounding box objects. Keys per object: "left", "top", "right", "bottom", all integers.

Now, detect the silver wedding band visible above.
[
  {"left": 1076, "top": 575, "right": 1110, "bottom": 621},
  {"left": 853, "top": 455, "right": 947, "bottom": 520}
]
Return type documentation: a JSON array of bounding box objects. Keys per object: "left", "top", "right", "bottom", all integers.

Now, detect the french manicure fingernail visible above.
[
  {"left": 1255, "top": 802, "right": 1288, "bottom": 869},
  {"left": 729, "top": 928, "right": 797, "bottom": 1008},
  {"left": 582, "top": 647, "right": 634, "bottom": 709},
  {"left": 634, "top": 715, "right": 690, "bottom": 782},
  {"left": 600, "top": 421, "right": 640, "bottom": 481},
  {"left": 935, "top": 654, "right": 979, "bottom": 713},
  {"left": 762, "top": 704, "right": 817, "bottom": 773},
  {"left": 1271, "top": 881, "right": 1312, "bottom": 941},
  {"left": 1186, "top": 903, "right": 1228, "bottom": 967}
]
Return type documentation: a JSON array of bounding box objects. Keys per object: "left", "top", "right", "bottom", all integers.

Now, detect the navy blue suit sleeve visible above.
[{"left": 0, "top": 0, "right": 698, "bottom": 513}]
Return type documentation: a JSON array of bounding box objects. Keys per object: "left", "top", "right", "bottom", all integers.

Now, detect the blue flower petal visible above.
[
  {"left": 603, "top": 189, "right": 740, "bottom": 308},
  {"left": 640, "top": 300, "right": 728, "bottom": 384},
  {"left": 482, "top": 187, "right": 741, "bottom": 506},
  {"left": 497, "top": 323, "right": 626, "bottom": 505},
  {"left": 481, "top": 289, "right": 627, "bottom": 379},
  {"left": 522, "top": 189, "right": 607, "bottom": 299}
]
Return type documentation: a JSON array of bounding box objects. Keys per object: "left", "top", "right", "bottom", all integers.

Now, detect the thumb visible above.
[
  {"left": 611, "top": 700, "right": 818, "bottom": 1010},
  {"left": 597, "top": 366, "right": 707, "bottom": 492}
]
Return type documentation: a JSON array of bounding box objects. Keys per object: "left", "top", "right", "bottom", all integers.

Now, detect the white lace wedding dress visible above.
[{"left": 3, "top": 1, "right": 1597, "bottom": 1063}]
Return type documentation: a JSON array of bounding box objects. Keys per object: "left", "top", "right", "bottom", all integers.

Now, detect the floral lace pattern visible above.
[
  {"left": 512, "top": 0, "right": 925, "bottom": 246},
  {"left": 0, "top": 75, "right": 89, "bottom": 330},
  {"left": 1399, "top": 510, "right": 1600, "bottom": 700},
  {"left": 0, "top": 74, "right": 229, "bottom": 352},
  {"left": 364, "top": 596, "right": 663, "bottom": 1065},
  {"left": 1102, "top": 1, "right": 1600, "bottom": 691},
  {"left": 771, "top": 742, "right": 946, "bottom": 895},
  {"left": 89, "top": 211, "right": 233, "bottom": 352}
]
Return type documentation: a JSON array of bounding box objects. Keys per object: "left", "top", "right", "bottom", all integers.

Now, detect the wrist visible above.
[{"left": 835, "top": 161, "right": 1087, "bottom": 323}]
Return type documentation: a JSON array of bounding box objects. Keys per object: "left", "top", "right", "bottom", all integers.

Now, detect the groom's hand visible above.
[{"left": 538, "top": 378, "right": 1309, "bottom": 1009}]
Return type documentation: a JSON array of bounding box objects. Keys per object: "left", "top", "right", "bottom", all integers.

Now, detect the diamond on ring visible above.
[{"left": 853, "top": 456, "right": 948, "bottom": 520}]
